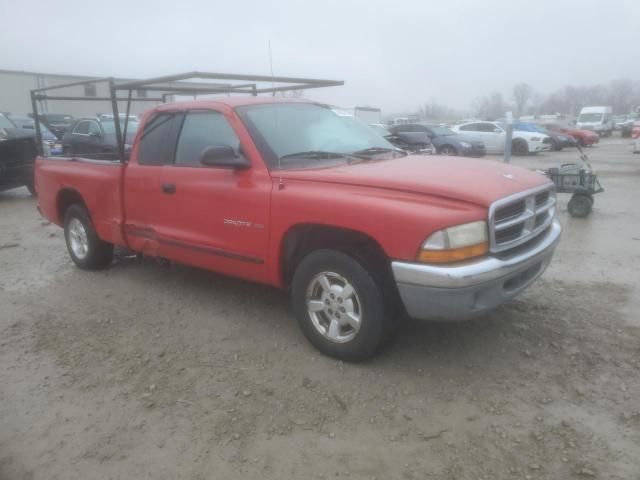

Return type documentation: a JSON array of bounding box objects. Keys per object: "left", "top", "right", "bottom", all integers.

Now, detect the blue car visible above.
[{"left": 514, "top": 122, "right": 576, "bottom": 151}]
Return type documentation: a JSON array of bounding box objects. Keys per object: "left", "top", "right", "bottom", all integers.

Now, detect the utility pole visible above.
[{"left": 504, "top": 111, "right": 513, "bottom": 163}]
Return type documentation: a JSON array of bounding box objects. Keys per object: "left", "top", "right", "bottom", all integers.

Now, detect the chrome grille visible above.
[{"left": 489, "top": 184, "right": 556, "bottom": 253}]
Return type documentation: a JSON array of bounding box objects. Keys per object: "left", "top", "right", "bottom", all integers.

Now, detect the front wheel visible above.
[
  {"left": 512, "top": 139, "right": 529, "bottom": 156},
  {"left": 291, "top": 249, "right": 390, "bottom": 362},
  {"left": 438, "top": 145, "right": 457, "bottom": 156},
  {"left": 63, "top": 204, "right": 113, "bottom": 269}
]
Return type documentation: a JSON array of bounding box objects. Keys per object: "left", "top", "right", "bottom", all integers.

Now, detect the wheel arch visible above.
[
  {"left": 438, "top": 144, "right": 457, "bottom": 154},
  {"left": 56, "top": 188, "right": 87, "bottom": 224},
  {"left": 279, "top": 223, "right": 393, "bottom": 290}
]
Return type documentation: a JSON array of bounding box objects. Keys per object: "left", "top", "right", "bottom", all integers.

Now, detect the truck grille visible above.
[{"left": 489, "top": 185, "right": 556, "bottom": 253}]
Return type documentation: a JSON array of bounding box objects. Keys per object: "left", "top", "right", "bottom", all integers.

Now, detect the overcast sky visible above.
[{"left": 1, "top": 0, "right": 639, "bottom": 113}]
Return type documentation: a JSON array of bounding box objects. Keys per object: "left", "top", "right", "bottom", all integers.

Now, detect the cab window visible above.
[{"left": 174, "top": 111, "right": 241, "bottom": 167}]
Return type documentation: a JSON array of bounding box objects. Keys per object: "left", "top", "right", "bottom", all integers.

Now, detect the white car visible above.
[{"left": 451, "top": 121, "right": 552, "bottom": 155}]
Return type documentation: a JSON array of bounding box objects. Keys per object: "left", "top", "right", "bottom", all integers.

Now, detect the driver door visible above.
[{"left": 155, "top": 109, "right": 272, "bottom": 282}]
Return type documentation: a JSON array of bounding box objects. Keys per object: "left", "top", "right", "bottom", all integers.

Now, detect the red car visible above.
[
  {"left": 35, "top": 98, "right": 561, "bottom": 361},
  {"left": 544, "top": 122, "right": 599, "bottom": 147}
]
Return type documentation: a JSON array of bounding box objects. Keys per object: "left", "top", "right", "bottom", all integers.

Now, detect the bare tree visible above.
[
  {"left": 512, "top": 83, "right": 533, "bottom": 117},
  {"left": 474, "top": 92, "right": 507, "bottom": 120},
  {"left": 608, "top": 78, "right": 636, "bottom": 114}
]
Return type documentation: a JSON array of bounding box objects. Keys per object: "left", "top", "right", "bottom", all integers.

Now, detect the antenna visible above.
[{"left": 268, "top": 40, "right": 276, "bottom": 97}]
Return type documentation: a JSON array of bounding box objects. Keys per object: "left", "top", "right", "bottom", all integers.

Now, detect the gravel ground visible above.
[{"left": 1, "top": 137, "right": 639, "bottom": 480}]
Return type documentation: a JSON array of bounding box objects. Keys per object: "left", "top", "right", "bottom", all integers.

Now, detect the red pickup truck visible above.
[{"left": 35, "top": 98, "right": 561, "bottom": 361}]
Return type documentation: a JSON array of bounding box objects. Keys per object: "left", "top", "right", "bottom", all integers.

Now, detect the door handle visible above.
[{"left": 161, "top": 183, "right": 176, "bottom": 194}]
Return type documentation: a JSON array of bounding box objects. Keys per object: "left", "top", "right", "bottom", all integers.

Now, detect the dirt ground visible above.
[{"left": 1, "top": 137, "right": 639, "bottom": 480}]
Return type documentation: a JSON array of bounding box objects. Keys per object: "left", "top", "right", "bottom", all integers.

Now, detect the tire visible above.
[
  {"left": 512, "top": 138, "right": 529, "bottom": 156},
  {"left": 577, "top": 138, "right": 586, "bottom": 147},
  {"left": 567, "top": 194, "right": 593, "bottom": 218},
  {"left": 438, "top": 145, "right": 457, "bottom": 156},
  {"left": 63, "top": 204, "right": 113, "bottom": 270},
  {"left": 26, "top": 179, "right": 36, "bottom": 196},
  {"left": 291, "top": 249, "right": 390, "bottom": 362}
]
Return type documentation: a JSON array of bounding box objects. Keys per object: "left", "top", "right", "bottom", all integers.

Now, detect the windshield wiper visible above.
[
  {"left": 351, "top": 147, "right": 406, "bottom": 157},
  {"left": 279, "top": 150, "right": 349, "bottom": 161}
]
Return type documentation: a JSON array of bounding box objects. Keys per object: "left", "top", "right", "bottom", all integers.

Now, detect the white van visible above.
[{"left": 576, "top": 106, "right": 614, "bottom": 136}]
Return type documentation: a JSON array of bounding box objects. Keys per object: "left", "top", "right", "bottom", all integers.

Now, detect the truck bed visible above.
[{"left": 35, "top": 156, "right": 126, "bottom": 246}]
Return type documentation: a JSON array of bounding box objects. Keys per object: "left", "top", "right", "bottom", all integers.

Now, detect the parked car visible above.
[
  {"left": 62, "top": 117, "right": 140, "bottom": 159},
  {"left": 369, "top": 123, "right": 434, "bottom": 154},
  {"left": 576, "top": 106, "right": 614, "bottom": 136},
  {"left": 632, "top": 121, "right": 640, "bottom": 153},
  {"left": 35, "top": 99, "right": 561, "bottom": 361},
  {"left": 386, "top": 130, "right": 434, "bottom": 155},
  {"left": 8, "top": 115, "right": 63, "bottom": 155},
  {"left": 0, "top": 113, "right": 37, "bottom": 194},
  {"left": 98, "top": 113, "right": 138, "bottom": 123},
  {"left": 632, "top": 120, "right": 640, "bottom": 138},
  {"left": 389, "top": 123, "right": 485, "bottom": 157},
  {"left": 514, "top": 122, "right": 576, "bottom": 151},
  {"left": 39, "top": 113, "right": 75, "bottom": 140},
  {"left": 543, "top": 122, "right": 599, "bottom": 147},
  {"left": 451, "top": 121, "right": 551, "bottom": 155},
  {"left": 617, "top": 114, "right": 639, "bottom": 138}
]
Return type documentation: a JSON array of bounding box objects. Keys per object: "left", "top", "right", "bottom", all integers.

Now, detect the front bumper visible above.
[
  {"left": 530, "top": 140, "right": 552, "bottom": 152},
  {"left": 460, "top": 143, "right": 486, "bottom": 157},
  {"left": 392, "top": 219, "right": 561, "bottom": 321}
]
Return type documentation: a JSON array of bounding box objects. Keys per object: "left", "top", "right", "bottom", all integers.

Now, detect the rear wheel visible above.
[
  {"left": 25, "top": 179, "right": 36, "bottom": 196},
  {"left": 291, "top": 249, "right": 390, "bottom": 362},
  {"left": 63, "top": 204, "right": 113, "bottom": 269},
  {"left": 438, "top": 145, "right": 457, "bottom": 156}
]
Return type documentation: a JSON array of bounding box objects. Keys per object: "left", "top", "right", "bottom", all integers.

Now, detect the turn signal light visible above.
[{"left": 417, "top": 242, "right": 489, "bottom": 264}]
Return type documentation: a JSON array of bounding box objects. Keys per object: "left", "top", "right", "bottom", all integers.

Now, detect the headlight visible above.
[
  {"left": 418, "top": 220, "right": 488, "bottom": 264},
  {"left": 530, "top": 136, "right": 541, "bottom": 142},
  {"left": 459, "top": 141, "right": 471, "bottom": 148}
]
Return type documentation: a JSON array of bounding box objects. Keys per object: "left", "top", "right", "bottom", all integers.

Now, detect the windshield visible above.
[
  {"left": 237, "top": 103, "right": 397, "bottom": 169},
  {"left": 578, "top": 113, "right": 603, "bottom": 123},
  {"left": 100, "top": 120, "right": 140, "bottom": 135},
  {"left": 0, "top": 114, "right": 15, "bottom": 129},
  {"left": 428, "top": 125, "right": 455, "bottom": 136}
]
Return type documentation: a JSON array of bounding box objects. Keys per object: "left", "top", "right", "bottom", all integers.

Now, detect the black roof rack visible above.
[{"left": 31, "top": 71, "right": 344, "bottom": 162}]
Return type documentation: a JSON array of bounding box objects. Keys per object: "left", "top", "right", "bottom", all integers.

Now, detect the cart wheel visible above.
[{"left": 567, "top": 194, "right": 593, "bottom": 218}]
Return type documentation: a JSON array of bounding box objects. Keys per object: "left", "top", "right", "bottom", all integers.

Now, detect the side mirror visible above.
[
  {"left": 200, "top": 145, "right": 250, "bottom": 169},
  {"left": 88, "top": 131, "right": 101, "bottom": 138}
]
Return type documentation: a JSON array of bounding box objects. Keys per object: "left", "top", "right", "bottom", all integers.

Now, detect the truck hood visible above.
[{"left": 278, "top": 155, "right": 551, "bottom": 208}]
